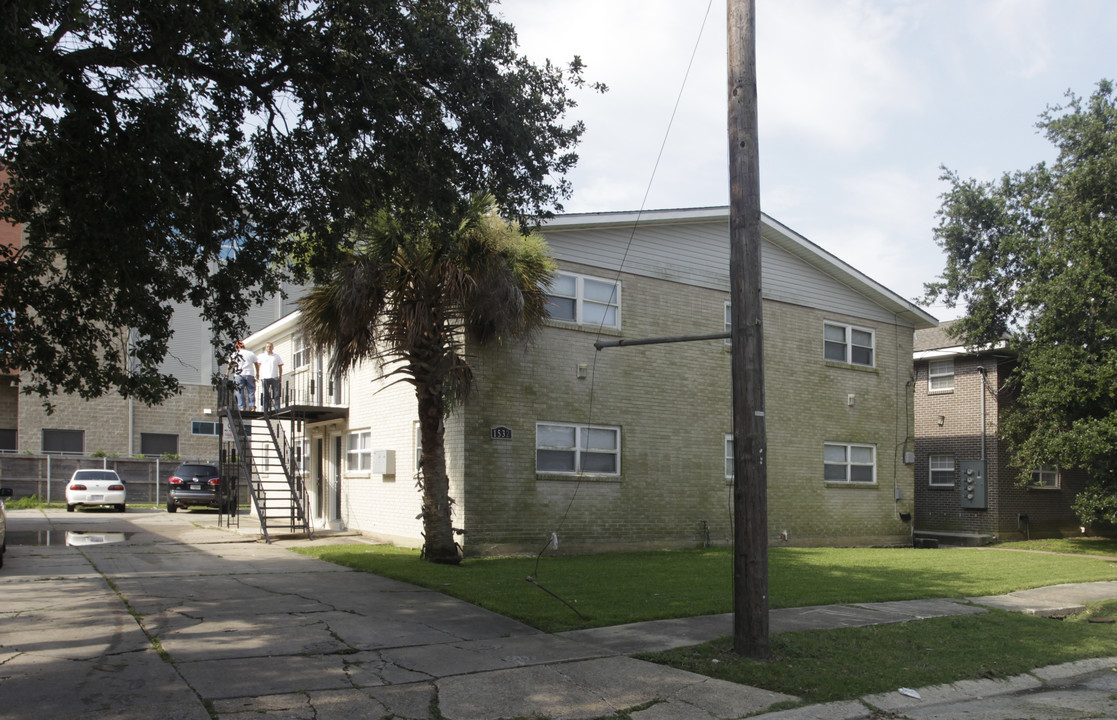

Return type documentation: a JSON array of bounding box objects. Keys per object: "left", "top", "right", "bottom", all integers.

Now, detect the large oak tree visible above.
[
  {"left": 0, "top": 0, "right": 595, "bottom": 404},
  {"left": 926, "top": 79, "right": 1117, "bottom": 527}
]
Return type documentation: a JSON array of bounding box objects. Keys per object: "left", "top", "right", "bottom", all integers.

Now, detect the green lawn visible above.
[{"left": 293, "top": 543, "right": 1117, "bottom": 632}]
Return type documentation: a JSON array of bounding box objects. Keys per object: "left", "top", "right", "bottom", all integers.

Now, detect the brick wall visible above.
[
  {"left": 913, "top": 355, "right": 1086, "bottom": 539},
  {"left": 459, "top": 265, "right": 916, "bottom": 555}
]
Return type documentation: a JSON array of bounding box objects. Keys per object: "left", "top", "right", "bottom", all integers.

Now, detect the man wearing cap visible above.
[{"left": 229, "top": 341, "right": 258, "bottom": 411}]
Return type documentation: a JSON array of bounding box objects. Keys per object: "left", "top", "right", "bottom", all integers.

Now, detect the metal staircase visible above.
[{"left": 217, "top": 383, "right": 313, "bottom": 542}]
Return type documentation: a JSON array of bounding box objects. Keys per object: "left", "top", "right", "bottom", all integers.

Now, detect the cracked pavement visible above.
[{"left": 0, "top": 509, "right": 792, "bottom": 720}]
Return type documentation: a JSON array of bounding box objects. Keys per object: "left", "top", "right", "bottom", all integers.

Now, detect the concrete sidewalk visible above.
[{"left": 1, "top": 508, "right": 1115, "bottom": 720}]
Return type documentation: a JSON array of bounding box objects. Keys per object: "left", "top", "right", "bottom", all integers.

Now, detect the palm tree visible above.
[{"left": 297, "top": 194, "right": 555, "bottom": 563}]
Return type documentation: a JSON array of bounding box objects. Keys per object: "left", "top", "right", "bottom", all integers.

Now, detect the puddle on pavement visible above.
[{"left": 6, "top": 530, "right": 135, "bottom": 547}]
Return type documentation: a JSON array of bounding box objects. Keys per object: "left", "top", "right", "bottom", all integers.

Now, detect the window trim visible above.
[
  {"left": 928, "top": 358, "right": 955, "bottom": 392},
  {"left": 928, "top": 454, "right": 955, "bottom": 487},
  {"left": 824, "top": 442, "right": 877, "bottom": 484},
  {"left": 725, "top": 434, "right": 734, "bottom": 479},
  {"left": 1030, "top": 464, "right": 1060, "bottom": 489},
  {"left": 823, "top": 321, "right": 876, "bottom": 368},
  {"left": 535, "top": 421, "right": 621, "bottom": 476},
  {"left": 346, "top": 430, "right": 372, "bottom": 473},
  {"left": 546, "top": 271, "right": 622, "bottom": 330},
  {"left": 292, "top": 334, "right": 310, "bottom": 369}
]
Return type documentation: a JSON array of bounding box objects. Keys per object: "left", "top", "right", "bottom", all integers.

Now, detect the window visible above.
[
  {"left": 928, "top": 359, "right": 955, "bottom": 391},
  {"left": 536, "top": 422, "right": 620, "bottom": 475},
  {"left": 724, "top": 303, "right": 732, "bottom": 345},
  {"left": 191, "top": 421, "right": 219, "bottom": 436},
  {"left": 347, "top": 430, "right": 371, "bottom": 472},
  {"left": 824, "top": 322, "right": 874, "bottom": 367},
  {"left": 546, "top": 272, "right": 621, "bottom": 329},
  {"left": 725, "top": 435, "right": 734, "bottom": 478},
  {"left": 141, "top": 433, "right": 178, "bottom": 456},
  {"left": 824, "top": 442, "right": 876, "bottom": 484},
  {"left": 1030, "top": 465, "right": 1059, "bottom": 489},
  {"left": 292, "top": 335, "right": 310, "bottom": 369},
  {"left": 42, "top": 429, "right": 83, "bottom": 455},
  {"left": 0, "top": 428, "right": 15, "bottom": 453},
  {"left": 413, "top": 421, "right": 423, "bottom": 472},
  {"left": 929, "top": 455, "right": 955, "bottom": 486}
]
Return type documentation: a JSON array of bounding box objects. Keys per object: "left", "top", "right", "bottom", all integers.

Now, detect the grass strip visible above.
[
  {"left": 640, "top": 601, "right": 1117, "bottom": 704},
  {"left": 292, "top": 544, "right": 1117, "bottom": 633}
]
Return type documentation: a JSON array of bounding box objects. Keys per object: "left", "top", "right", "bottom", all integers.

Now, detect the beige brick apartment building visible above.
[{"left": 244, "top": 207, "right": 936, "bottom": 554}]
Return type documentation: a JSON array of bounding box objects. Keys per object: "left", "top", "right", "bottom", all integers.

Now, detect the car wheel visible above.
[
  {"left": 117, "top": 504, "right": 126, "bottom": 513},
  {"left": 167, "top": 501, "right": 177, "bottom": 513},
  {"left": 66, "top": 504, "right": 75, "bottom": 512}
]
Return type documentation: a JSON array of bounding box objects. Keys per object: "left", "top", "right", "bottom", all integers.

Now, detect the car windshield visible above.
[
  {"left": 73, "top": 471, "right": 120, "bottom": 481},
  {"left": 175, "top": 465, "right": 218, "bottom": 478}
]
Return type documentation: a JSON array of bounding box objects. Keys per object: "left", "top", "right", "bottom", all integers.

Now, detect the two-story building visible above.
[
  {"left": 245, "top": 207, "right": 937, "bottom": 555},
  {"left": 912, "top": 321, "right": 1088, "bottom": 544}
]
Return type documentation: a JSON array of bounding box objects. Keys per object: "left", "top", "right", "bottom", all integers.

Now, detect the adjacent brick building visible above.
[{"left": 913, "top": 321, "right": 1088, "bottom": 544}]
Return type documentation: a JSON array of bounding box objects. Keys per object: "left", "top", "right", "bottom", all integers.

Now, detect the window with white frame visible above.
[
  {"left": 724, "top": 302, "right": 732, "bottom": 345},
  {"left": 536, "top": 422, "right": 620, "bottom": 475},
  {"left": 725, "top": 434, "right": 734, "bottom": 478},
  {"left": 928, "top": 359, "right": 955, "bottom": 392},
  {"left": 546, "top": 272, "right": 621, "bottom": 329},
  {"left": 413, "top": 421, "right": 423, "bottom": 473},
  {"left": 346, "top": 430, "right": 371, "bottom": 472},
  {"left": 824, "top": 442, "right": 876, "bottom": 483},
  {"left": 1030, "top": 464, "right": 1059, "bottom": 488},
  {"left": 292, "top": 335, "right": 310, "bottom": 369},
  {"left": 929, "top": 455, "right": 955, "bottom": 486},
  {"left": 823, "top": 322, "right": 875, "bottom": 367},
  {"left": 191, "top": 421, "right": 219, "bottom": 436}
]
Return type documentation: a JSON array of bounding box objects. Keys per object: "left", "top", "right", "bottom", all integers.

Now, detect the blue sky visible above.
[{"left": 497, "top": 0, "right": 1116, "bottom": 321}]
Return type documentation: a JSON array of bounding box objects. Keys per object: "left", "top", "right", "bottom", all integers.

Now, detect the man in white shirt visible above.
[
  {"left": 228, "top": 342, "right": 258, "bottom": 411},
  {"left": 257, "top": 342, "right": 284, "bottom": 413}
]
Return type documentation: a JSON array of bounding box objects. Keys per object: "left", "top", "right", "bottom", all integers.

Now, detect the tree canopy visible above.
[
  {"left": 0, "top": 0, "right": 596, "bottom": 404},
  {"left": 926, "top": 79, "right": 1117, "bottom": 524}
]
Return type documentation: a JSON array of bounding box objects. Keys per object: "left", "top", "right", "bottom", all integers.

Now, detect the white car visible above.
[
  {"left": 0, "top": 486, "right": 13, "bottom": 568},
  {"left": 66, "top": 469, "right": 126, "bottom": 512}
]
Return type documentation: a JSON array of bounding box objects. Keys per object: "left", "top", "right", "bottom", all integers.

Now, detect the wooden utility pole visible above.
[{"left": 727, "top": 0, "right": 770, "bottom": 659}]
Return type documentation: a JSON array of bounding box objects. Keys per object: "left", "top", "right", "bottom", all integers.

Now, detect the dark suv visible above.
[{"left": 167, "top": 463, "right": 237, "bottom": 513}]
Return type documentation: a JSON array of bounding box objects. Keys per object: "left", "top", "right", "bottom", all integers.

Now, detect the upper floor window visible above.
[
  {"left": 929, "top": 455, "right": 955, "bottom": 486},
  {"left": 292, "top": 335, "right": 310, "bottom": 369},
  {"left": 1030, "top": 465, "right": 1059, "bottom": 489},
  {"left": 536, "top": 422, "right": 620, "bottom": 475},
  {"left": 43, "top": 428, "right": 83, "bottom": 455},
  {"left": 928, "top": 359, "right": 955, "bottom": 392},
  {"left": 191, "top": 421, "right": 219, "bottom": 436},
  {"left": 546, "top": 272, "right": 621, "bottom": 329},
  {"left": 824, "top": 322, "right": 874, "bottom": 367},
  {"left": 824, "top": 442, "right": 876, "bottom": 484}
]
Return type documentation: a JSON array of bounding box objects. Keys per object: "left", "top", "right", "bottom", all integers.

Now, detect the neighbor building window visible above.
[
  {"left": 141, "top": 433, "right": 178, "bottom": 457},
  {"left": 0, "top": 428, "right": 15, "bottom": 453},
  {"left": 546, "top": 272, "right": 621, "bottom": 329},
  {"left": 42, "top": 429, "right": 83, "bottom": 455},
  {"left": 824, "top": 322, "right": 874, "bottom": 367},
  {"left": 1030, "top": 465, "right": 1059, "bottom": 489},
  {"left": 346, "top": 430, "right": 372, "bottom": 472},
  {"left": 929, "top": 455, "right": 955, "bottom": 486},
  {"left": 724, "top": 302, "right": 732, "bottom": 345},
  {"left": 536, "top": 422, "right": 620, "bottom": 475},
  {"left": 191, "top": 421, "right": 219, "bottom": 436},
  {"left": 928, "top": 359, "right": 955, "bottom": 392},
  {"left": 824, "top": 442, "right": 876, "bottom": 483},
  {"left": 725, "top": 434, "right": 734, "bottom": 478}
]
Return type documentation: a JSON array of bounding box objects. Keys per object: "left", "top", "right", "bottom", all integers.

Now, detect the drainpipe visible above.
[{"left": 976, "top": 366, "right": 987, "bottom": 464}]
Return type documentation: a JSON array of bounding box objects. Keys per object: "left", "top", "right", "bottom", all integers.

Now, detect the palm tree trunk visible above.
[{"left": 416, "top": 381, "right": 460, "bottom": 564}]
